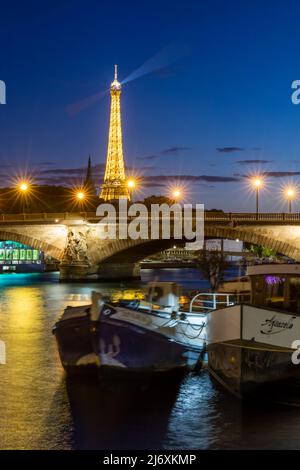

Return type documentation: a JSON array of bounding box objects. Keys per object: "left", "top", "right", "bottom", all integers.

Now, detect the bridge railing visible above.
[
  {"left": 0, "top": 211, "right": 300, "bottom": 223},
  {"left": 204, "top": 212, "right": 300, "bottom": 222},
  {"left": 0, "top": 212, "right": 94, "bottom": 222}
]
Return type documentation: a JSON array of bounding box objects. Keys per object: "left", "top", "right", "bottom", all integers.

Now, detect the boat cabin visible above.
[
  {"left": 247, "top": 264, "right": 300, "bottom": 314},
  {"left": 145, "top": 282, "right": 181, "bottom": 313}
]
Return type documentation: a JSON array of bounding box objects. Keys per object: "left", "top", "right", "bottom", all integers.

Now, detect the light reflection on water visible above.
[{"left": 0, "top": 269, "right": 300, "bottom": 449}]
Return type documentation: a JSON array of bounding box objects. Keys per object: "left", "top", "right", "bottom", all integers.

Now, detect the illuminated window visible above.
[{"left": 5, "top": 250, "right": 12, "bottom": 261}]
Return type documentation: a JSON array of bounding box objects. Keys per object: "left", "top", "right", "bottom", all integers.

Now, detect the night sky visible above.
[{"left": 1, "top": 0, "right": 300, "bottom": 211}]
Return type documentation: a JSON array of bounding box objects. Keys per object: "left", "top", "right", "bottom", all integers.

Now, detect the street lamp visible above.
[
  {"left": 285, "top": 187, "right": 296, "bottom": 213},
  {"left": 127, "top": 179, "right": 136, "bottom": 201},
  {"left": 252, "top": 177, "right": 263, "bottom": 214},
  {"left": 76, "top": 191, "right": 85, "bottom": 201},
  {"left": 19, "top": 182, "right": 29, "bottom": 192},
  {"left": 17, "top": 180, "right": 30, "bottom": 214},
  {"left": 172, "top": 188, "right": 181, "bottom": 200},
  {"left": 127, "top": 179, "right": 135, "bottom": 189}
]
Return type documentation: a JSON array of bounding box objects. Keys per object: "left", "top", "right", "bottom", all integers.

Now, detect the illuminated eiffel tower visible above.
[{"left": 100, "top": 65, "right": 130, "bottom": 201}]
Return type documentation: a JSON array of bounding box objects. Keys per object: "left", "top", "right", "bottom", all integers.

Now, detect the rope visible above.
[{"left": 176, "top": 321, "right": 207, "bottom": 340}]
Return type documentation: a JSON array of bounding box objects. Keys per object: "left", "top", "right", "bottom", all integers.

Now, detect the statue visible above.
[{"left": 63, "top": 229, "right": 90, "bottom": 265}]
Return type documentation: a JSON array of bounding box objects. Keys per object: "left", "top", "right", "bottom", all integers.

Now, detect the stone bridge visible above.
[{"left": 1, "top": 211, "right": 300, "bottom": 280}]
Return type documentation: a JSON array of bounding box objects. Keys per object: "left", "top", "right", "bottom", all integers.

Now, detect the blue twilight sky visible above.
[{"left": 1, "top": 0, "right": 300, "bottom": 211}]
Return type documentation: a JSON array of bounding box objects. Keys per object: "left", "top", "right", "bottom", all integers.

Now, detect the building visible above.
[
  {"left": 0, "top": 240, "right": 44, "bottom": 273},
  {"left": 100, "top": 65, "right": 130, "bottom": 201},
  {"left": 205, "top": 238, "right": 244, "bottom": 262}
]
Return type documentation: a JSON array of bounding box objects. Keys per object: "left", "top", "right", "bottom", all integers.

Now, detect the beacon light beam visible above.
[
  {"left": 65, "top": 89, "right": 108, "bottom": 116},
  {"left": 65, "top": 42, "right": 188, "bottom": 116},
  {"left": 121, "top": 41, "right": 189, "bottom": 85}
]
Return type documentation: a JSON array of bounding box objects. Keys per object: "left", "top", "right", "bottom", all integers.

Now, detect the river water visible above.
[{"left": 0, "top": 268, "right": 300, "bottom": 450}]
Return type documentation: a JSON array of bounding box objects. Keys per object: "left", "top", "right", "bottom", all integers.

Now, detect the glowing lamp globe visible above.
[
  {"left": 76, "top": 191, "right": 85, "bottom": 200},
  {"left": 20, "top": 182, "right": 28, "bottom": 192},
  {"left": 286, "top": 188, "right": 295, "bottom": 199},
  {"left": 127, "top": 180, "right": 135, "bottom": 189},
  {"left": 253, "top": 178, "right": 262, "bottom": 188}
]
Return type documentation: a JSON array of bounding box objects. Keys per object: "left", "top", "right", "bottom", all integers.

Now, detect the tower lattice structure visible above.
[{"left": 100, "top": 65, "right": 130, "bottom": 201}]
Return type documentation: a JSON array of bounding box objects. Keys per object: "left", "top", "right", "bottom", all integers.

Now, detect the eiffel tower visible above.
[{"left": 100, "top": 65, "right": 130, "bottom": 201}]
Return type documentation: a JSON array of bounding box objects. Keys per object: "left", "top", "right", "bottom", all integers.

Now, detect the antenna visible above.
[{"left": 114, "top": 64, "right": 118, "bottom": 81}]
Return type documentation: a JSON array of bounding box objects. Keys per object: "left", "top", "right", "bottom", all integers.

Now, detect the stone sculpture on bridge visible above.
[
  {"left": 59, "top": 228, "right": 92, "bottom": 280},
  {"left": 63, "top": 229, "right": 90, "bottom": 264}
]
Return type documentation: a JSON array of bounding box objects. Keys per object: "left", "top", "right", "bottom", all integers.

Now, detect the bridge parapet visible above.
[{"left": 0, "top": 211, "right": 300, "bottom": 225}]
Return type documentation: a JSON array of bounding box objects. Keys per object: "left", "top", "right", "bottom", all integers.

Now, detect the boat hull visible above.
[
  {"left": 53, "top": 313, "right": 100, "bottom": 375},
  {"left": 206, "top": 303, "right": 300, "bottom": 399},
  {"left": 53, "top": 304, "right": 203, "bottom": 376},
  {"left": 208, "top": 341, "right": 300, "bottom": 398}
]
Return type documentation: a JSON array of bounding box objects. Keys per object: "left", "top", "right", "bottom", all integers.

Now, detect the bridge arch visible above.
[
  {"left": 204, "top": 226, "right": 300, "bottom": 260},
  {"left": 93, "top": 225, "right": 300, "bottom": 265}
]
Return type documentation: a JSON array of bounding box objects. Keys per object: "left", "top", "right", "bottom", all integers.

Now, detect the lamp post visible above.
[
  {"left": 252, "top": 178, "right": 263, "bottom": 215},
  {"left": 172, "top": 189, "right": 181, "bottom": 201},
  {"left": 18, "top": 181, "right": 30, "bottom": 214},
  {"left": 76, "top": 191, "right": 85, "bottom": 201},
  {"left": 127, "top": 179, "right": 136, "bottom": 201},
  {"left": 285, "top": 187, "right": 296, "bottom": 213}
]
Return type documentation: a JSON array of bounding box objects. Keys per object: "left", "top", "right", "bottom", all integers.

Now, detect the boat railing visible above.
[{"left": 189, "top": 292, "right": 235, "bottom": 312}]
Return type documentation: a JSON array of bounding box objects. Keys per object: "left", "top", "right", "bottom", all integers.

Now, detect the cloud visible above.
[
  {"left": 136, "top": 147, "right": 192, "bottom": 160},
  {"left": 142, "top": 182, "right": 166, "bottom": 188},
  {"left": 143, "top": 174, "right": 240, "bottom": 183},
  {"left": 21, "top": 162, "right": 155, "bottom": 186},
  {"left": 36, "top": 172, "right": 240, "bottom": 186},
  {"left": 34, "top": 161, "right": 56, "bottom": 166},
  {"left": 161, "top": 146, "right": 192, "bottom": 155},
  {"left": 263, "top": 171, "right": 300, "bottom": 178},
  {"left": 136, "top": 155, "right": 159, "bottom": 161},
  {"left": 217, "top": 147, "right": 245, "bottom": 153},
  {"left": 35, "top": 176, "right": 82, "bottom": 185},
  {"left": 39, "top": 163, "right": 106, "bottom": 176},
  {"left": 236, "top": 171, "right": 300, "bottom": 179},
  {"left": 236, "top": 159, "right": 273, "bottom": 165}
]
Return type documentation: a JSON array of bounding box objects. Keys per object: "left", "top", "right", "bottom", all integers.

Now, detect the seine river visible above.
[{"left": 0, "top": 268, "right": 300, "bottom": 450}]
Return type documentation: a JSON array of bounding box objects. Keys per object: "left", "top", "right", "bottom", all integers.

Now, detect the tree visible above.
[
  {"left": 249, "top": 244, "right": 275, "bottom": 259},
  {"left": 196, "top": 250, "right": 229, "bottom": 291},
  {"left": 142, "top": 195, "right": 174, "bottom": 207}
]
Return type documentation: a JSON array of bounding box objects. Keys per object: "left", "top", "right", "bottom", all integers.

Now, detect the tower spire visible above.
[
  {"left": 84, "top": 155, "right": 96, "bottom": 195},
  {"left": 99, "top": 66, "right": 129, "bottom": 201}
]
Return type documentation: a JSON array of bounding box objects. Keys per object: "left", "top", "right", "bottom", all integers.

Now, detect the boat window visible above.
[
  {"left": 264, "top": 275, "right": 285, "bottom": 310},
  {"left": 151, "top": 287, "right": 164, "bottom": 302},
  {"left": 288, "top": 278, "right": 300, "bottom": 314},
  {"left": 251, "top": 274, "right": 300, "bottom": 314}
]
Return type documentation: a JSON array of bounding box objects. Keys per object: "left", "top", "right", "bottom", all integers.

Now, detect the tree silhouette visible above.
[{"left": 196, "top": 249, "right": 229, "bottom": 291}]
